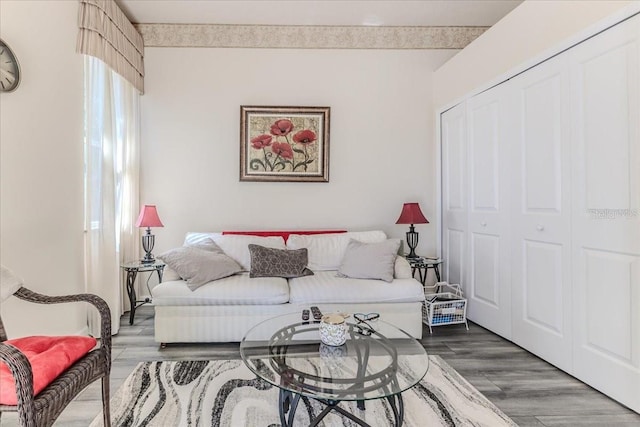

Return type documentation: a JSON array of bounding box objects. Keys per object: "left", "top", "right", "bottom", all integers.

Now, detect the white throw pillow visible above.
[
  {"left": 287, "top": 230, "right": 387, "bottom": 271},
  {"left": 394, "top": 257, "right": 413, "bottom": 279},
  {"left": 338, "top": 239, "right": 402, "bottom": 282},
  {"left": 212, "top": 235, "right": 286, "bottom": 270},
  {"left": 183, "top": 232, "right": 222, "bottom": 247},
  {"left": 1, "top": 266, "right": 23, "bottom": 302}
]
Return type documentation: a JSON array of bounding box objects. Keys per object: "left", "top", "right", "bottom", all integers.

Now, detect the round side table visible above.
[
  {"left": 406, "top": 257, "right": 442, "bottom": 285},
  {"left": 121, "top": 260, "right": 165, "bottom": 325}
]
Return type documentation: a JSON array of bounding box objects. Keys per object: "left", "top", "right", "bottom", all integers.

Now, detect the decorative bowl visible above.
[{"left": 319, "top": 313, "right": 348, "bottom": 346}]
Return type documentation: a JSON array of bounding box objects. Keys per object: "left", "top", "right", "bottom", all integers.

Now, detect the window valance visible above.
[{"left": 76, "top": 0, "right": 144, "bottom": 93}]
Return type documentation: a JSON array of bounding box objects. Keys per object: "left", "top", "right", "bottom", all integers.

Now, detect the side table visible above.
[
  {"left": 121, "top": 260, "right": 165, "bottom": 325},
  {"left": 407, "top": 257, "right": 442, "bottom": 285}
]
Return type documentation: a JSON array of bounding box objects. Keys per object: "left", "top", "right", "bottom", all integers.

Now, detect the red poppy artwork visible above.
[{"left": 240, "top": 106, "right": 330, "bottom": 182}]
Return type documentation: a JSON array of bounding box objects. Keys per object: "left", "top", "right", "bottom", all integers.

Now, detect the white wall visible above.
[
  {"left": 141, "top": 48, "right": 455, "bottom": 260},
  {"left": 433, "top": 0, "right": 635, "bottom": 108},
  {"left": 0, "top": 1, "right": 86, "bottom": 337}
]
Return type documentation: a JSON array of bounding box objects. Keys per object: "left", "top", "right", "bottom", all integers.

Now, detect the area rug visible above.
[{"left": 91, "top": 356, "right": 516, "bottom": 427}]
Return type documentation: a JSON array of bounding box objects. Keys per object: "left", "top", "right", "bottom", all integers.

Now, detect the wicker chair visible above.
[{"left": 0, "top": 270, "right": 111, "bottom": 427}]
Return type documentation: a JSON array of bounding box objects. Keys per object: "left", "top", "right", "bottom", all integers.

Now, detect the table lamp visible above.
[
  {"left": 395, "top": 202, "right": 429, "bottom": 259},
  {"left": 135, "top": 205, "right": 164, "bottom": 263}
]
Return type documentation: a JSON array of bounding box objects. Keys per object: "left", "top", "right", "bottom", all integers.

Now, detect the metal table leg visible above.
[
  {"left": 279, "top": 390, "right": 405, "bottom": 427},
  {"left": 433, "top": 264, "right": 441, "bottom": 282},
  {"left": 125, "top": 270, "right": 138, "bottom": 325}
]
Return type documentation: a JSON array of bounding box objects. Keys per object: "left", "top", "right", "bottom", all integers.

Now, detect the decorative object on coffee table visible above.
[
  {"left": 319, "top": 313, "right": 348, "bottom": 346},
  {"left": 240, "top": 106, "right": 330, "bottom": 182},
  {"left": 395, "top": 202, "right": 429, "bottom": 259},
  {"left": 135, "top": 205, "right": 164, "bottom": 263}
]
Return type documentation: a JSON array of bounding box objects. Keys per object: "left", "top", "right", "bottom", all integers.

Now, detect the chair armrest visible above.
[
  {"left": 0, "top": 342, "right": 36, "bottom": 421},
  {"left": 13, "top": 287, "right": 111, "bottom": 361}
]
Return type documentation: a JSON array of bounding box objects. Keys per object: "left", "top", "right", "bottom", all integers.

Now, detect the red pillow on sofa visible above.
[
  {"left": 0, "top": 335, "right": 97, "bottom": 405},
  {"left": 222, "top": 230, "right": 346, "bottom": 243}
]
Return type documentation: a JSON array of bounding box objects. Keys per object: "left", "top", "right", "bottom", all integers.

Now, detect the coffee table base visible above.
[{"left": 279, "top": 388, "right": 405, "bottom": 427}]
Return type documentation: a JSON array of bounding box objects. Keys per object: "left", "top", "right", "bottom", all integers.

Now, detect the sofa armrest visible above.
[{"left": 394, "top": 257, "right": 413, "bottom": 279}]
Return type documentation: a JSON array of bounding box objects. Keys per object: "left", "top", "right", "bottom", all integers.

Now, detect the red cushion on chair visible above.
[{"left": 0, "top": 335, "right": 97, "bottom": 405}]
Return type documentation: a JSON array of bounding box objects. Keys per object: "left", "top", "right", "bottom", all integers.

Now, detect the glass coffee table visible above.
[{"left": 240, "top": 312, "right": 429, "bottom": 427}]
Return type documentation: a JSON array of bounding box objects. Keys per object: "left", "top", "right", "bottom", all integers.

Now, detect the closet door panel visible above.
[
  {"left": 570, "top": 14, "right": 640, "bottom": 413},
  {"left": 466, "top": 87, "right": 511, "bottom": 338},
  {"left": 510, "top": 54, "right": 573, "bottom": 370},
  {"left": 445, "top": 228, "right": 465, "bottom": 285},
  {"left": 441, "top": 103, "right": 468, "bottom": 288},
  {"left": 471, "top": 233, "right": 500, "bottom": 305},
  {"left": 583, "top": 250, "right": 637, "bottom": 361},
  {"left": 522, "top": 77, "right": 562, "bottom": 213},
  {"left": 522, "top": 240, "right": 564, "bottom": 334}
]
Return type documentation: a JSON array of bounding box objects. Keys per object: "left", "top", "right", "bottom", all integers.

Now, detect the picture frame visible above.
[{"left": 240, "top": 106, "right": 330, "bottom": 182}]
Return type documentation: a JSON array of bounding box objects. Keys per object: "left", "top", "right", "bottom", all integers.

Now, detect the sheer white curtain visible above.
[{"left": 84, "top": 55, "right": 140, "bottom": 336}]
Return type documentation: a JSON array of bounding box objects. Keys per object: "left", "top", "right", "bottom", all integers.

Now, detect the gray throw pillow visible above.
[
  {"left": 248, "top": 244, "right": 314, "bottom": 278},
  {"left": 158, "top": 246, "right": 242, "bottom": 291},
  {"left": 338, "top": 239, "right": 401, "bottom": 282}
]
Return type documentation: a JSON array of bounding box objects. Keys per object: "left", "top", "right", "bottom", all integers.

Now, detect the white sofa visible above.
[{"left": 151, "top": 230, "right": 425, "bottom": 344}]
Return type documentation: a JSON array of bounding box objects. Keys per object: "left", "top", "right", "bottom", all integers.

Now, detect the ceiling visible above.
[{"left": 117, "top": 0, "right": 523, "bottom": 27}]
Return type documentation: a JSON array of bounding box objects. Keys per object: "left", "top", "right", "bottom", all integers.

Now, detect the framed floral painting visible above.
[{"left": 240, "top": 106, "right": 330, "bottom": 182}]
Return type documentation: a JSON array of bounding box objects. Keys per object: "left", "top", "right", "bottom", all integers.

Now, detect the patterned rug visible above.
[{"left": 91, "top": 356, "right": 516, "bottom": 427}]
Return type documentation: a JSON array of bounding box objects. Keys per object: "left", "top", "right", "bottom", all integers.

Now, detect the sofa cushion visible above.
[
  {"left": 248, "top": 245, "right": 313, "bottom": 278},
  {"left": 157, "top": 246, "right": 243, "bottom": 291},
  {"left": 286, "top": 230, "right": 387, "bottom": 271},
  {"left": 188, "top": 238, "right": 225, "bottom": 253},
  {"left": 0, "top": 336, "right": 97, "bottom": 405},
  {"left": 183, "top": 232, "right": 223, "bottom": 246},
  {"left": 211, "top": 235, "right": 286, "bottom": 271},
  {"left": 151, "top": 273, "right": 290, "bottom": 306},
  {"left": 288, "top": 271, "right": 425, "bottom": 304},
  {"left": 338, "top": 239, "right": 401, "bottom": 282}
]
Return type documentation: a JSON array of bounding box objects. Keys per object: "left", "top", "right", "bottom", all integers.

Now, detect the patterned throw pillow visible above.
[{"left": 248, "top": 244, "right": 314, "bottom": 278}]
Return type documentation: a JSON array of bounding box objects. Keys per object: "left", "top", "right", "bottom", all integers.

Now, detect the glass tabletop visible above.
[
  {"left": 240, "top": 312, "right": 428, "bottom": 402},
  {"left": 121, "top": 260, "right": 165, "bottom": 270},
  {"left": 407, "top": 257, "right": 442, "bottom": 266}
]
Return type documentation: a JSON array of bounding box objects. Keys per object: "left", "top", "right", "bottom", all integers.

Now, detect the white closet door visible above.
[
  {"left": 570, "top": 15, "right": 640, "bottom": 413},
  {"left": 509, "top": 54, "right": 573, "bottom": 371},
  {"left": 466, "top": 86, "right": 512, "bottom": 338},
  {"left": 441, "top": 103, "right": 468, "bottom": 287}
]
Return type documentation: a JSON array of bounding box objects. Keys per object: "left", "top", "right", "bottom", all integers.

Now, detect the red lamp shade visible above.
[
  {"left": 135, "top": 205, "right": 164, "bottom": 228},
  {"left": 395, "top": 203, "right": 429, "bottom": 225}
]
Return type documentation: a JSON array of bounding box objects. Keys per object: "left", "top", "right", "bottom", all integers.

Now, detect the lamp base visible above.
[
  {"left": 141, "top": 228, "right": 156, "bottom": 264},
  {"left": 405, "top": 225, "right": 419, "bottom": 259},
  {"left": 141, "top": 254, "right": 155, "bottom": 264}
]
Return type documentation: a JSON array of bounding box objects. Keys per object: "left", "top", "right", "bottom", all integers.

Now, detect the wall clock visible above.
[{"left": 0, "top": 39, "right": 21, "bottom": 92}]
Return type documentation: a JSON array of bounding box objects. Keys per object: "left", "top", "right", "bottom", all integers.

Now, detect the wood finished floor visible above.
[{"left": 2, "top": 305, "right": 638, "bottom": 426}]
